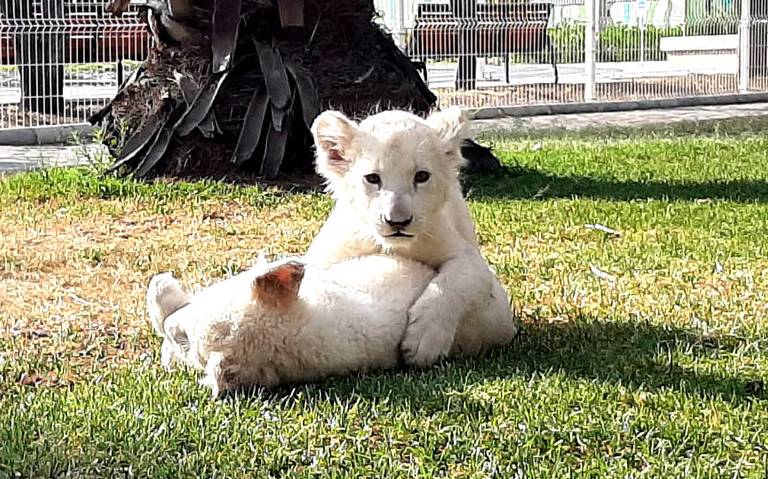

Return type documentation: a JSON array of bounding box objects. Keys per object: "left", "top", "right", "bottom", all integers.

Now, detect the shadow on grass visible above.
[
  {"left": 259, "top": 318, "right": 764, "bottom": 410},
  {"left": 462, "top": 167, "right": 768, "bottom": 203},
  {"left": 0, "top": 320, "right": 761, "bottom": 476}
]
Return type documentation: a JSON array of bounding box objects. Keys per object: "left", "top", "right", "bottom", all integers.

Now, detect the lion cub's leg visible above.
[
  {"left": 199, "top": 352, "right": 229, "bottom": 399},
  {"left": 147, "top": 273, "right": 192, "bottom": 370},
  {"left": 452, "top": 275, "right": 519, "bottom": 357},
  {"left": 402, "top": 252, "right": 515, "bottom": 367}
]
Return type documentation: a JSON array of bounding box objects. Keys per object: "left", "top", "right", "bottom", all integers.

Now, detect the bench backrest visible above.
[
  {"left": 407, "top": 2, "right": 554, "bottom": 57},
  {"left": 413, "top": 2, "right": 552, "bottom": 24},
  {"left": 0, "top": 0, "right": 142, "bottom": 19},
  {"left": 477, "top": 3, "right": 551, "bottom": 22}
]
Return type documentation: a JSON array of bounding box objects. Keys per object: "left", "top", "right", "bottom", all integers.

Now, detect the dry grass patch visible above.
[{"left": 0, "top": 195, "right": 326, "bottom": 382}]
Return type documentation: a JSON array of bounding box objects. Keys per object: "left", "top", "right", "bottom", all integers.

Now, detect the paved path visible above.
[
  {"left": 0, "top": 60, "right": 734, "bottom": 102},
  {"left": 3, "top": 102, "right": 768, "bottom": 175},
  {"left": 472, "top": 102, "right": 768, "bottom": 135},
  {"left": 0, "top": 144, "right": 103, "bottom": 175},
  {"left": 428, "top": 60, "right": 732, "bottom": 89}
]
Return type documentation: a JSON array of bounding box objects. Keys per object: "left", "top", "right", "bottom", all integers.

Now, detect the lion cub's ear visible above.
[
  {"left": 426, "top": 106, "right": 468, "bottom": 146},
  {"left": 426, "top": 107, "right": 469, "bottom": 171},
  {"left": 252, "top": 261, "right": 305, "bottom": 309},
  {"left": 311, "top": 111, "right": 360, "bottom": 179}
]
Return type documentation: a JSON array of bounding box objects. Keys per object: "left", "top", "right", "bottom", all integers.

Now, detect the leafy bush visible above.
[
  {"left": 548, "top": 23, "right": 585, "bottom": 63},
  {"left": 685, "top": 15, "right": 739, "bottom": 35},
  {"left": 548, "top": 24, "right": 683, "bottom": 63},
  {"left": 598, "top": 25, "right": 683, "bottom": 62}
]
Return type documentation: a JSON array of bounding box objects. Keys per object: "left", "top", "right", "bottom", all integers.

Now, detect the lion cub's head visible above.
[{"left": 311, "top": 107, "right": 467, "bottom": 246}]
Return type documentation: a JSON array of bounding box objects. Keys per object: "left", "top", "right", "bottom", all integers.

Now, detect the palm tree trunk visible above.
[{"left": 93, "top": 0, "right": 436, "bottom": 180}]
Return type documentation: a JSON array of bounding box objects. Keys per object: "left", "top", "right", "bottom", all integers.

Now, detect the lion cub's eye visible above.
[
  {"left": 364, "top": 173, "right": 381, "bottom": 185},
  {"left": 414, "top": 171, "right": 431, "bottom": 184}
]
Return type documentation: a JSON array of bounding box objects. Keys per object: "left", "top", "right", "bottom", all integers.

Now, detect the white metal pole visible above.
[
  {"left": 397, "top": 0, "right": 406, "bottom": 50},
  {"left": 739, "top": 0, "right": 751, "bottom": 92},
  {"left": 585, "top": 0, "right": 597, "bottom": 101},
  {"left": 640, "top": 18, "right": 645, "bottom": 64}
]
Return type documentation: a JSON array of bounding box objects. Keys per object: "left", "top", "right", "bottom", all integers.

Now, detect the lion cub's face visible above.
[{"left": 311, "top": 108, "right": 467, "bottom": 247}]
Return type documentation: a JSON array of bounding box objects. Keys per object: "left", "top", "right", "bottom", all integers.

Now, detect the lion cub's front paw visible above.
[
  {"left": 400, "top": 302, "right": 457, "bottom": 368},
  {"left": 200, "top": 353, "right": 229, "bottom": 399},
  {"left": 160, "top": 339, "right": 178, "bottom": 371}
]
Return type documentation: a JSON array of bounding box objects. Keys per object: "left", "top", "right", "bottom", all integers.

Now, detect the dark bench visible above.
[
  {"left": 0, "top": 3, "right": 147, "bottom": 63},
  {"left": 407, "top": 2, "right": 559, "bottom": 87}
]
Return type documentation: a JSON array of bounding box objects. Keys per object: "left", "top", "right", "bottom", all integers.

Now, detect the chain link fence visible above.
[
  {"left": 0, "top": 0, "right": 148, "bottom": 129},
  {"left": 1, "top": 0, "right": 767, "bottom": 129},
  {"left": 378, "top": 0, "right": 768, "bottom": 109}
]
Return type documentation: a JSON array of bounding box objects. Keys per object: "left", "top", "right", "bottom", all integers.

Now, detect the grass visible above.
[{"left": 2, "top": 126, "right": 768, "bottom": 477}]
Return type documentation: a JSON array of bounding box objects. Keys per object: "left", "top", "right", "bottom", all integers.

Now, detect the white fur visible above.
[
  {"left": 147, "top": 255, "right": 435, "bottom": 397},
  {"left": 307, "top": 107, "right": 520, "bottom": 367}
]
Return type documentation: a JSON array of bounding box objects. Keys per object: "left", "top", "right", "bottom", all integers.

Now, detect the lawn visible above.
[{"left": 1, "top": 127, "right": 768, "bottom": 477}]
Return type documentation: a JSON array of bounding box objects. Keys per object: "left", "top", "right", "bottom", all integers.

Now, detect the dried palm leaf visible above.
[
  {"left": 175, "top": 71, "right": 229, "bottom": 136},
  {"left": 254, "top": 40, "right": 291, "bottom": 110},
  {"left": 108, "top": 103, "right": 172, "bottom": 172},
  {"left": 211, "top": 0, "right": 242, "bottom": 73},
  {"left": 285, "top": 60, "right": 319, "bottom": 130},
  {"left": 160, "top": 14, "right": 206, "bottom": 43},
  {"left": 134, "top": 108, "right": 182, "bottom": 178},
  {"left": 260, "top": 93, "right": 294, "bottom": 179},
  {"left": 232, "top": 86, "right": 269, "bottom": 165}
]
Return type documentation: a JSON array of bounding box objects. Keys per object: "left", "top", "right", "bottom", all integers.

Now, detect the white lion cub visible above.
[
  {"left": 306, "top": 107, "right": 519, "bottom": 367},
  {"left": 146, "top": 255, "right": 434, "bottom": 397}
]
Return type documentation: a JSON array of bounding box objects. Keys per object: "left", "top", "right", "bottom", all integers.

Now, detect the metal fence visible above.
[
  {"left": 1, "top": 0, "right": 767, "bottom": 130},
  {"left": 0, "top": 0, "right": 148, "bottom": 129},
  {"left": 379, "top": 0, "right": 768, "bottom": 108}
]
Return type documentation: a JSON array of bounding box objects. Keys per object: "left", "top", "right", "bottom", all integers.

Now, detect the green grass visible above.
[{"left": 2, "top": 127, "right": 768, "bottom": 477}]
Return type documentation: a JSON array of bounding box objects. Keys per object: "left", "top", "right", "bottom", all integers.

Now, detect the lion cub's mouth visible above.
[{"left": 386, "top": 231, "right": 414, "bottom": 238}]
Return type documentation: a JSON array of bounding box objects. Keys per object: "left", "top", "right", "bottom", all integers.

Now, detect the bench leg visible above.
[
  {"left": 117, "top": 59, "right": 124, "bottom": 87},
  {"left": 548, "top": 41, "right": 559, "bottom": 85}
]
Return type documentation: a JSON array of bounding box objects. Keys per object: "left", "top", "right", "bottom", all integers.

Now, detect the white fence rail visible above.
[{"left": 0, "top": 0, "right": 767, "bottom": 129}]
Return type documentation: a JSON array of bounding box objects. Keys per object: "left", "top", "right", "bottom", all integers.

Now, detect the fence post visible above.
[
  {"left": 739, "top": 0, "right": 751, "bottom": 92},
  {"left": 397, "top": 0, "right": 406, "bottom": 50},
  {"left": 584, "top": 0, "right": 597, "bottom": 101}
]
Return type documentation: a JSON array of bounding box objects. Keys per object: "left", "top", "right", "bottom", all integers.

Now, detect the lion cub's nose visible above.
[{"left": 385, "top": 216, "right": 413, "bottom": 229}]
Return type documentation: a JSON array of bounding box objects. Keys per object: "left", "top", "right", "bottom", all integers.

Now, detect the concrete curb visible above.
[
  {"left": 470, "top": 92, "right": 768, "bottom": 120},
  {"left": 0, "top": 124, "right": 94, "bottom": 146},
  {"left": 3, "top": 92, "right": 768, "bottom": 145}
]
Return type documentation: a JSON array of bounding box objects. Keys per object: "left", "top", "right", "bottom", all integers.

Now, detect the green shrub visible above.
[
  {"left": 548, "top": 24, "right": 683, "bottom": 63},
  {"left": 548, "top": 23, "right": 585, "bottom": 63},
  {"left": 684, "top": 14, "right": 739, "bottom": 35},
  {"left": 598, "top": 25, "right": 683, "bottom": 62}
]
